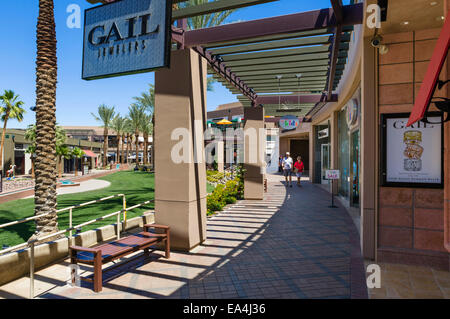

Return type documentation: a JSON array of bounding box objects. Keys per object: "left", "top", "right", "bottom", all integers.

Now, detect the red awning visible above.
[
  {"left": 407, "top": 11, "right": 450, "bottom": 127},
  {"left": 83, "top": 149, "right": 97, "bottom": 158}
]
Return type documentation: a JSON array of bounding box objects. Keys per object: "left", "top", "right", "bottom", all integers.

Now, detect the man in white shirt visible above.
[{"left": 282, "top": 152, "right": 293, "bottom": 187}]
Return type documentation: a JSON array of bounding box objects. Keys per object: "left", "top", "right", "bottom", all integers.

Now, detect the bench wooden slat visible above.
[{"left": 70, "top": 225, "right": 170, "bottom": 292}]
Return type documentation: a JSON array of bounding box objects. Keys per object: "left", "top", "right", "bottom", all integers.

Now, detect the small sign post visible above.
[{"left": 325, "top": 170, "right": 340, "bottom": 208}]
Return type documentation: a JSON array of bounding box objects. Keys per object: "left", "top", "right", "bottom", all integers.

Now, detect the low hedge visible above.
[{"left": 207, "top": 179, "right": 240, "bottom": 216}]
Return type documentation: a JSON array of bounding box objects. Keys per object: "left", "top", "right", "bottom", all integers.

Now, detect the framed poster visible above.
[
  {"left": 82, "top": 0, "right": 172, "bottom": 80},
  {"left": 381, "top": 113, "right": 443, "bottom": 188}
]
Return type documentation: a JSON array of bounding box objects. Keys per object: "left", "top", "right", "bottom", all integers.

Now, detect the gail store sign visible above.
[
  {"left": 325, "top": 170, "right": 340, "bottom": 180},
  {"left": 82, "top": 0, "right": 172, "bottom": 80},
  {"left": 279, "top": 115, "right": 300, "bottom": 130}
]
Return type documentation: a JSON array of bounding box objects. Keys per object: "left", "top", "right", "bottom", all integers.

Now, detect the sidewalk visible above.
[{"left": 0, "top": 173, "right": 368, "bottom": 299}]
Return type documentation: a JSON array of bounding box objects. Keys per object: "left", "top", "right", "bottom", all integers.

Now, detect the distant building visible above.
[
  {"left": 63, "top": 126, "right": 152, "bottom": 164},
  {"left": 0, "top": 128, "right": 103, "bottom": 176}
]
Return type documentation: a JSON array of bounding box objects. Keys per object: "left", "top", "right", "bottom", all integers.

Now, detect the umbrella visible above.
[{"left": 216, "top": 119, "right": 232, "bottom": 125}]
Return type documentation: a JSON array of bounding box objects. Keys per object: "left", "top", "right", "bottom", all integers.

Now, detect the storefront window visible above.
[{"left": 338, "top": 108, "right": 350, "bottom": 198}]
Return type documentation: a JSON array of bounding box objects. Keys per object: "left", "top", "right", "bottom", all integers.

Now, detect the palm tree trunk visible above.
[
  {"left": 143, "top": 132, "right": 148, "bottom": 165},
  {"left": 151, "top": 114, "right": 155, "bottom": 168},
  {"left": 74, "top": 157, "right": 78, "bottom": 176},
  {"left": 116, "top": 135, "right": 120, "bottom": 164},
  {"left": 135, "top": 133, "right": 139, "bottom": 164},
  {"left": 0, "top": 115, "right": 9, "bottom": 173},
  {"left": 31, "top": 0, "right": 59, "bottom": 241},
  {"left": 58, "top": 155, "right": 62, "bottom": 178},
  {"left": 126, "top": 134, "right": 130, "bottom": 164},
  {"left": 103, "top": 127, "right": 108, "bottom": 167},
  {"left": 121, "top": 133, "right": 125, "bottom": 164}
]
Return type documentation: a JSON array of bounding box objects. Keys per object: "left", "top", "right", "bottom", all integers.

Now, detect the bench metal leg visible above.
[
  {"left": 93, "top": 252, "right": 102, "bottom": 293},
  {"left": 165, "top": 230, "right": 170, "bottom": 259}
]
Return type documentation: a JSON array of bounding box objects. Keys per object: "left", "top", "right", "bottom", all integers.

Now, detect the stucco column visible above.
[
  {"left": 243, "top": 106, "right": 265, "bottom": 200},
  {"left": 154, "top": 49, "right": 207, "bottom": 251},
  {"left": 217, "top": 140, "right": 224, "bottom": 173},
  {"left": 330, "top": 111, "right": 339, "bottom": 195},
  {"left": 360, "top": 37, "right": 377, "bottom": 260}
]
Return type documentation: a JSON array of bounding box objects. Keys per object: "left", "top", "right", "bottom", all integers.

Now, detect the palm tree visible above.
[
  {"left": 128, "top": 104, "right": 145, "bottom": 164},
  {"left": 140, "top": 114, "right": 153, "bottom": 165},
  {"left": 91, "top": 104, "right": 115, "bottom": 167},
  {"left": 0, "top": 90, "right": 26, "bottom": 173},
  {"left": 56, "top": 145, "right": 70, "bottom": 178},
  {"left": 26, "top": 124, "right": 67, "bottom": 179},
  {"left": 71, "top": 147, "right": 85, "bottom": 176},
  {"left": 32, "top": 0, "right": 59, "bottom": 240},
  {"left": 124, "top": 119, "right": 132, "bottom": 165},
  {"left": 111, "top": 115, "right": 126, "bottom": 164},
  {"left": 133, "top": 84, "right": 154, "bottom": 164},
  {"left": 177, "top": 0, "right": 236, "bottom": 30}
]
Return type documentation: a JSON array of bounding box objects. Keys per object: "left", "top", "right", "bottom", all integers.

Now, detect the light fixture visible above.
[
  {"left": 436, "top": 16, "right": 445, "bottom": 21},
  {"left": 430, "top": 1, "right": 438, "bottom": 6},
  {"left": 401, "top": 21, "right": 409, "bottom": 25}
]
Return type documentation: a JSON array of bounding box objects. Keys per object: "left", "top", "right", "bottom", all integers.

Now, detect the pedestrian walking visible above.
[
  {"left": 282, "top": 152, "right": 293, "bottom": 187},
  {"left": 294, "top": 156, "right": 305, "bottom": 187}
]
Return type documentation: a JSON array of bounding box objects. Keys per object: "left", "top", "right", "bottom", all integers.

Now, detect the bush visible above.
[{"left": 207, "top": 179, "right": 239, "bottom": 215}]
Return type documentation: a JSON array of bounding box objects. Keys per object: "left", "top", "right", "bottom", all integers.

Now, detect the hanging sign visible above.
[
  {"left": 82, "top": 0, "right": 172, "bottom": 80},
  {"left": 279, "top": 115, "right": 300, "bottom": 130},
  {"left": 382, "top": 113, "right": 443, "bottom": 187}
]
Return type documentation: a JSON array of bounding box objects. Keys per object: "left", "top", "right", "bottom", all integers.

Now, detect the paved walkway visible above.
[
  {"left": 0, "top": 174, "right": 368, "bottom": 299},
  {"left": 24, "top": 179, "right": 111, "bottom": 198}
]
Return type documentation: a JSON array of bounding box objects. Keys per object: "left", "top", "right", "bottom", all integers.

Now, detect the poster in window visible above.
[{"left": 382, "top": 114, "right": 443, "bottom": 187}]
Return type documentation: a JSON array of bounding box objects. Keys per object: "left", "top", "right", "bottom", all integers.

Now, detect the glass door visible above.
[
  {"left": 350, "top": 130, "right": 360, "bottom": 208},
  {"left": 321, "top": 144, "right": 330, "bottom": 184}
]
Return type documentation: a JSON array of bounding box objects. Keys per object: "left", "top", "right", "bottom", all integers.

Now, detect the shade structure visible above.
[
  {"left": 82, "top": 150, "right": 97, "bottom": 158},
  {"left": 216, "top": 119, "right": 233, "bottom": 125}
]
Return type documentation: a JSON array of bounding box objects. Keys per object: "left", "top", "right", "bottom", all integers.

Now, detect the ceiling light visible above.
[
  {"left": 430, "top": 2, "right": 438, "bottom": 6},
  {"left": 437, "top": 16, "right": 445, "bottom": 21},
  {"left": 401, "top": 21, "right": 409, "bottom": 25}
]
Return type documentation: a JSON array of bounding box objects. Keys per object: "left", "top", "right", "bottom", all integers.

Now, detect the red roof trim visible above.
[{"left": 407, "top": 11, "right": 450, "bottom": 127}]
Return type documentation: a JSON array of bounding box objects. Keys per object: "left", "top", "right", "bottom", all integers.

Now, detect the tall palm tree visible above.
[
  {"left": 140, "top": 114, "right": 153, "bottom": 165},
  {"left": 124, "top": 119, "right": 132, "bottom": 165},
  {"left": 71, "top": 147, "right": 84, "bottom": 176},
  {"left": 128, "top": 104, "right": 145, "bottom": 164},
  {"left": 111, "top": 115, "right": 126, "bottom": 164},
  {"left": 26, "top": 124, "right": 67, "bottom": 179},
  {"left": 91, "top": 104, "right": 115, "bottom": 167},
  {"left": 31, "top": 0, "right": 59, "bottom": 241},
  {"left": 177, "top": 0, "right": 236, "bottom": 30},
  {"left": 0, "top": 90, "right": 26, "bottom": 173},
  {"left": 133, "top": 84, "right": 154, "bottom": 164}
]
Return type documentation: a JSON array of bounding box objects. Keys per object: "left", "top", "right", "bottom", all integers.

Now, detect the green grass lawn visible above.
[{"left": 0, "top": 171, "right": 155, "bottom": 247}]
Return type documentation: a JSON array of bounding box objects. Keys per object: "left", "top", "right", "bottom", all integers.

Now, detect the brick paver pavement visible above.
[{"left": 30, "top": 174, "right": 368, "bottom": 299}]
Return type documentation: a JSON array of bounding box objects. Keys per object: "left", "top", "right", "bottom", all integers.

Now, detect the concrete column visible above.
[
  {"left": 309, "top": 125, "right": 315, "bottom": 182},
  {"left": 217, "top": 141, "right": 224, "bottom": 173},
  {"left": 154, "top": 49, "right": 207, "bottom": 251},
  {"left": 243, "top": 106, "right": 265, "bottom": 200},
  {"left": 360, "top": 37, "right": 377, "bottom": 260},
  {"left": 330, "top": 111, "right": 339, "bottom": 194}
]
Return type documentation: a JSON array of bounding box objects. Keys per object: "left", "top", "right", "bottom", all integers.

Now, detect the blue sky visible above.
[{"left": 0, "top": 0, "right": 339, "bottom": 128}]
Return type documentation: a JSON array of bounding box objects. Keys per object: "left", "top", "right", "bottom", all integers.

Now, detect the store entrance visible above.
[
  {"left": 350, "top": 130, "right": 360, "bottom": 208},
  {"left": 290, "top": 139, "right": 309, "bottom": 172},
  {"left": 321, "top": 144, "right": 330, "bottom": 184}
]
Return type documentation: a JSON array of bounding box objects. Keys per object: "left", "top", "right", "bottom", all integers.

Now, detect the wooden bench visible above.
[{"left": 70, "top": 224, "right": 170, "bottom": 292}]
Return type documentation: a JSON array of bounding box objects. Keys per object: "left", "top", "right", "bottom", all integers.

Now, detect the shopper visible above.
[
  {"left": 294, "top": 156, "right": 304, "bottom": 187},
  {"left": 282, "top": 152, "right": 293, "bottom": 187}
]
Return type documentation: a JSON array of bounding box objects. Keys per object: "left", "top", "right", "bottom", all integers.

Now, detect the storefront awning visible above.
[
  {"left": 407, "top": 11, "right": 450, "bottom": 127},
  {"left": 83, "top": 149, "right": 97, "bottom": 158}
]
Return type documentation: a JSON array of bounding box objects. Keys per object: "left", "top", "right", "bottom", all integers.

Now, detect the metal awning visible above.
[
  {"left": 87, "top": 0, "right": 363, "bottom": 118},
  {"left": 407, "top": 11, "right": 450, "bottom": 126},
  {"left": 83, "top": 149, "right": 97, "bottom": 158}
]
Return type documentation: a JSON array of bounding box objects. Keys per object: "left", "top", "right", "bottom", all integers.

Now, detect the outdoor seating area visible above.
[{"left": 70, "top": 223, "right": 170, "bottom": 292}]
